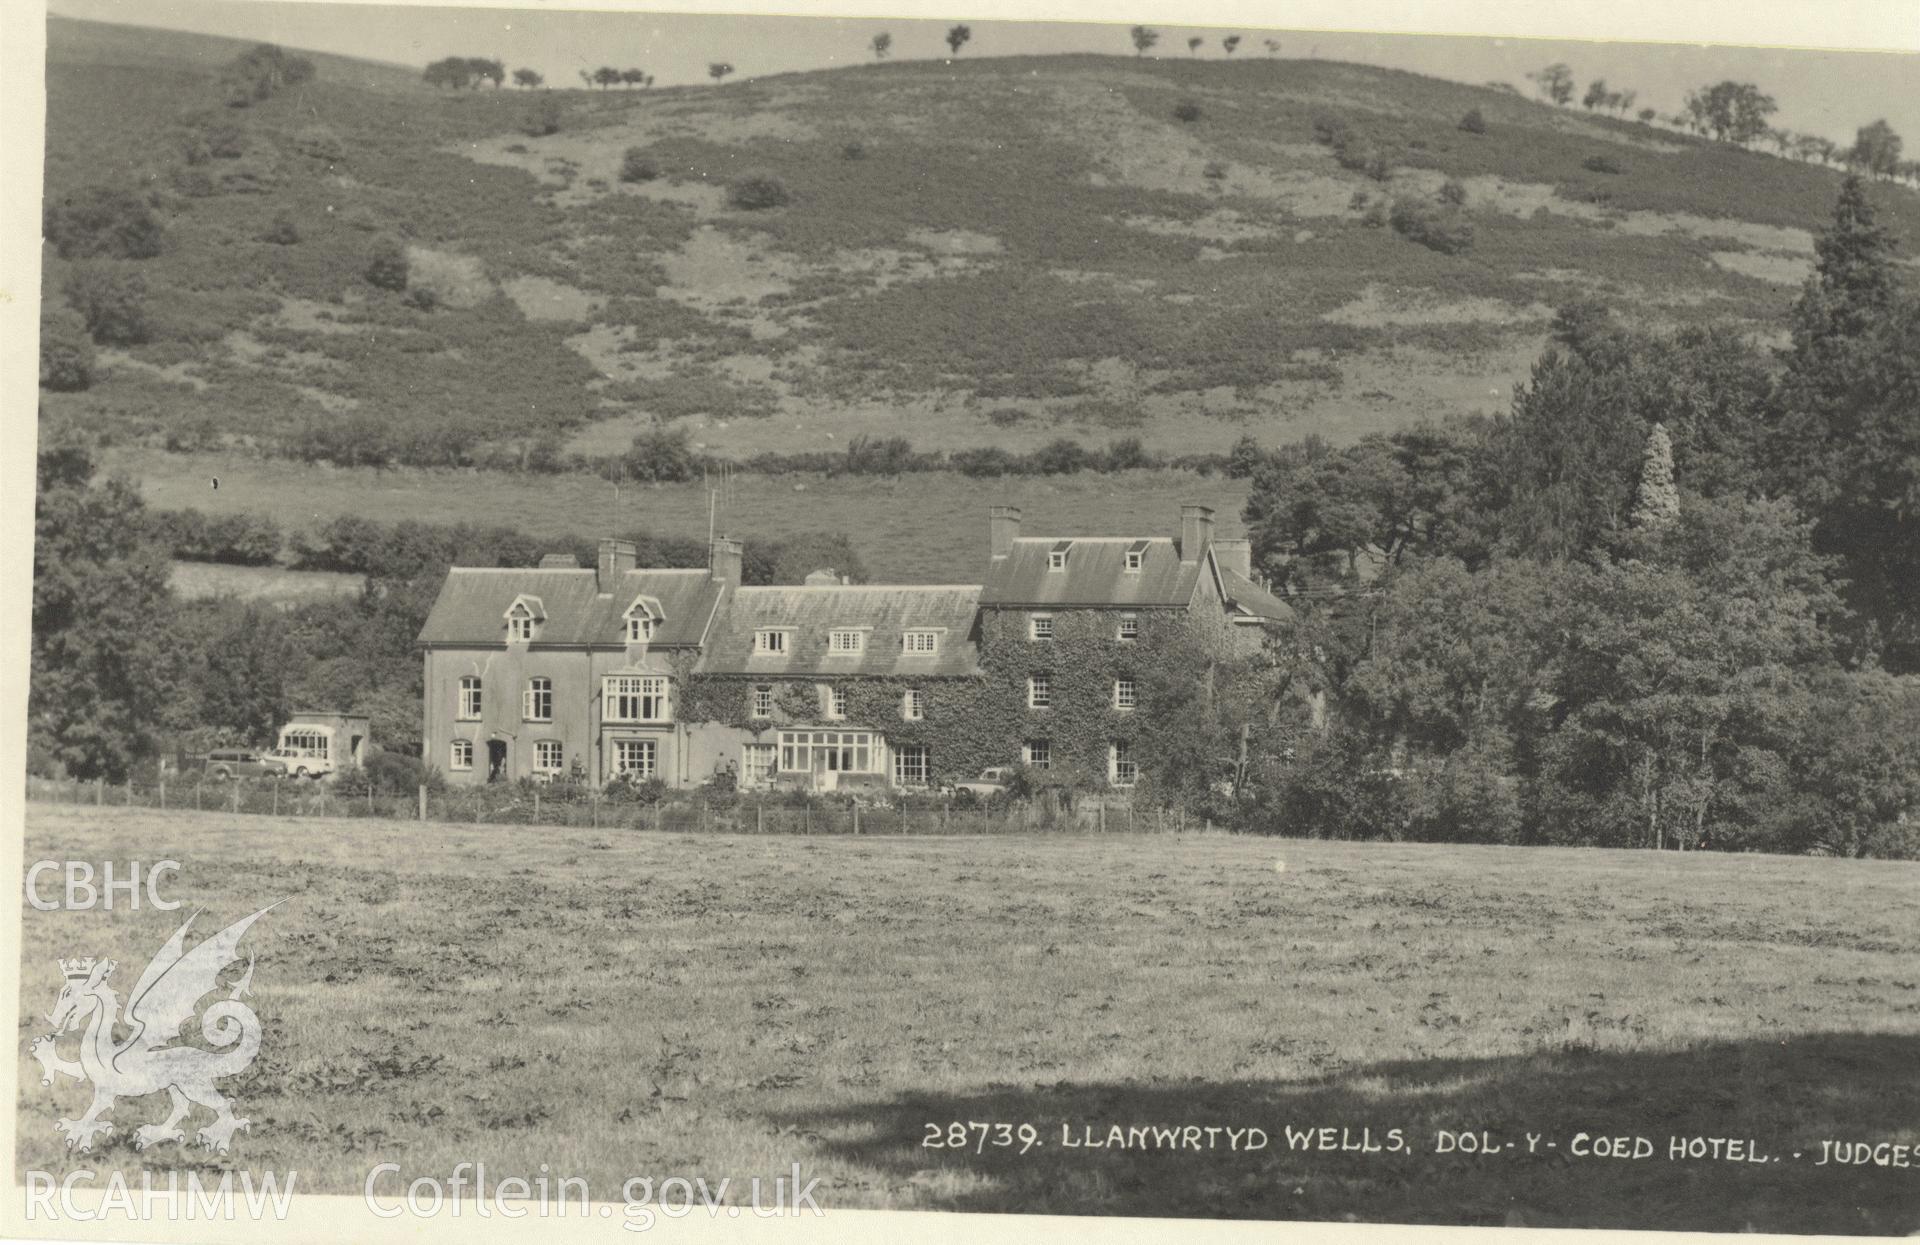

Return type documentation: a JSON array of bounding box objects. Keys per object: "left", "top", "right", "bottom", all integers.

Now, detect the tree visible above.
[
  {"left": 44, "top": 185, "right": 164, "bottom": 260},
  {"left": 727, "top": 173, "right": 791, "bottom": 210},
  {"left": 1638, "top": 107, "right": 1657, "bottom": 125},
  {"left": 593, "top": 66, "right": 621, "bottom": 89},
  {"left": 39, "top": 306, "right": 95, "bottom": 392},
  {"left": 219, "top": 43, "right": 314, "bottom": 107},
  {"left": 423, "top": 57, "right": 472, "bottom": 89},
  {"left": 1582, "top": 78, "right": 1609, "bottom": 110},
  {"left": 945, "top": 25, "right": 971, "bottom": 56},
  {"left": 871, "top": 31, "right": 892, "bottom": 59},
  {"left": 1223, "top": 35, "right": 1241, "bottom": 54},
  {"left": 1458, "top": 108, "right": 1486, "bottom": 135},
  {"left": 512, "top": 67, "right": 543, "bottom": 88},
  {"left": 619, "top": 68, "right": 648, "bottom": 89},
  {"left": 620, "top": 147, "right": 660, "bottom": 182},
  {"left": 1851, "top": 119, "right": 1904, "bottom": 179},
  {"left": 31, "top": 445, "right": 178, "bottom": 781},
  {"left": 365, "top": 236, "right": 409, "bottom": 291},
  {"left": 466, "top": 57, "right": 506, "bottom": 88},
  {"left": 1263, "top": 39, "right": 1281, "bottom": 56},
  {"left": 1528, "top": 63, "right": 1574, "bottom": 106},
  {"left": 1630, "top": 423, "right": 1680, "bottom": 530},
  {"left": 1683, "top": 81, "right": 1776, "bottom": 145},
  {"left": 64, "top": 264, "right": 152, "bottom": 345},
  {"left": 1130, "top": 25, "right": 1159, "bottom": 56},
  {"left": 707, "top": 62, "right": 734, "bottom": 82},
  {"left": 1187, "top": 36, "right": 1204, "bottom": 56}
]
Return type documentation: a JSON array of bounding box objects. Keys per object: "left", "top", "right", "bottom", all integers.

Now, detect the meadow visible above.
[
  {"left": 111, "top": 449, "right": 1251, "bottom": 583},
  {"left": 14, "top": 804, "right": 1919, "bottom": 1232}
]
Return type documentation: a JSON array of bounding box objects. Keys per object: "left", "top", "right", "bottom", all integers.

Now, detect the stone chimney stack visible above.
[
  {"left": 1213, "top": 537, "right": 1252, "bottom": 579},
  {"left": 710, "top": 537, "right": 743, "bottom": 587},
  {"left": 1179, "top": 505, "right": 1215, "bottom": 564},
  {"left": 989, "top": 506, "right": 1023, "bottom": 559},
  {"left": 597, "top": 537, "right": 636, "bottom": 595}
]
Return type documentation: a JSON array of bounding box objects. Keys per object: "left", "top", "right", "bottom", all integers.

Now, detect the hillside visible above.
[{"left": 38, "top": 17, "right": 1920, "bottom": 540}]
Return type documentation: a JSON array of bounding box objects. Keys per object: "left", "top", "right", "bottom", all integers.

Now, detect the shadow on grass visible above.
[{"left": 776, "top": 1032, "right": 1919, "bottom": 1234}]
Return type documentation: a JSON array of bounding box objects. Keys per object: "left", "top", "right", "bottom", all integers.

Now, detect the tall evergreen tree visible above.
[{"left": 1630, "top": 423, "right": 1680, "bottom": 530}]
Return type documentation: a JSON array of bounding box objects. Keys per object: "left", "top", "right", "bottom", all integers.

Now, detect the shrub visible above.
[
  {"left": 289, "top": 125, "right": 345, "bottom": 163},
  {"left": 1582, "top": 153, "right": 1625, "bottom": 175},
  {"left": 1458, "top": 108, "right": 1487, "bottom": 134},
  {"left": 1172, "top": 99, "right": 1202, "bottom": 123},
  {"left": 39, "top": 307, "right": 95, "bottom": 392},
  {"left": 841, "top": 140, "right": 867, "bottom": 160},
  {"left": 259, "top": 212, "right": 300, "bottom": 245},
  {"left": 364, "top": 236, "right": 409, "bottom": 291},
  {"left": 202, "top": 121, "right": 247, "bottom": 159},
  {"left": 619, "top": 147, "right": 660, "bottom": 183},
  {"left": 403, "top": 285, "right": 440, "bottom": 311},
  {"left": 621, "top": 425, "right": 698, "bottom": 483},
  {"left": 44, "top": 185, "right": 165, "bottom": 260},
  {"left": 1226, "top": 434, "right": 1265, "bottom": 479},
  {"left": 1203, "top": 161, "right": 1228, "bottom": 181},
  {"left": 1438, "top": 177, "right": 1468, "bottom": 207},
  {"left": 1388, "top": 196, "right": 1474, "bottom": 254},
  {"left": 522, "top": 97, "right": 565, "bottom": 137},
  {"left": 986, "top": 407, "right": 1028, "bottom": 427},
  {"left": 1032, "top": 438, "right": 1091, "bottom": 475},
  {"left": 1311, "top": 114, "right": 1350, "bottom": 146},
  {"left": 1362, "top": 198, "right": 1391, "bottom": 228},
  {"left": 953, "top": 446, "right": 1016, "bottom": 477},
  {"left": 727, "top": 173, "right": 791, "bottom": 210},
  {"left": 64, "top": 264, "right": 152, "bottom": 345},
  {"left": 1348, "top": 189, "right": 1372, "bottom": 212}
]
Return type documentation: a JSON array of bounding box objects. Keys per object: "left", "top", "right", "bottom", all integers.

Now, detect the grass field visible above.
[
  {"left": 15, "top": 805, "right": 1919, "bottom": 1232},
  {"left": 169, "top": 559, "right": 365, "bottom": 603},
  {"left": 111, "top": 449, "right": 1252, "bottom": 582}
]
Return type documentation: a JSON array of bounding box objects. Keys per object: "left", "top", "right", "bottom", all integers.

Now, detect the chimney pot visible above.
[
  {"left": 989, "top": 505, "right": 1023, "bottom": 559},
  {"left": 710, "top": 537, "right": 744, "bottom": 587},
  {"left": 596, "top": 538, "right": 636, "bottom": 594},
  {"left": 1179, "top": 504, "right": 1215, "bottom": 564}
]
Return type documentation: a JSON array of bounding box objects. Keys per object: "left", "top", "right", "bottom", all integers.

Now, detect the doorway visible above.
[{"left": 487, "top": 740, "right": 508, "bottom": 783}]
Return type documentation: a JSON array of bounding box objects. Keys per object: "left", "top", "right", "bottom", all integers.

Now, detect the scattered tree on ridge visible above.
[
  {"left": 871, "top": 31, "right": 892, "bottom": 59},
  {"left": 1683, "top": 81, "right": 1777, "bottom": 145},
  {"left": 945, "top": 25, "right": 971, "bottom": 56},
  {"left": 511, "top": 67, "right": 543, "bottom": 88},
  {"left": 708, "top": 62, "right": 734, "bottom": 83},
  {"left": 1582, "top": 78, "right": 1609, "bottom": 110},
  {"left": 1130, "top": 25, "right": 1159, "bottom": 56},
  {"left": 1223, "top": 35, "right": 1241, "bottom": 54},
  {"left": 1851, "top": 119, "right": 1904, "bottom": 180},
  {"left": 1187, "top": 36, "right": 1204, "bottom": 56},
  {"left": 219, "top": 43, "right": 314, "bottom": 108},
  {"left": 1528, "top": 62, "right": 1574, "bottom": 106},
  {"left": 1263, "top": 38, "right": 1281, "bottom": 56}
]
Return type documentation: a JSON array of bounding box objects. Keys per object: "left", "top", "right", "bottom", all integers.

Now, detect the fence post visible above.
[
  {"left": 95, "top": 778, "right": 104, "bottom": 807},
  {"left": 534, "top": 790, "right": 541, "bottom": 823},
  {"left": 853, "top": 804, "right": 860, "bottom": 836},
  {"left": 591, "top": 796, "right": 599, "bottom": 829},
  {"left": 159, "top": 780, "right": 166, "bottom": 810},
  {"left": 419, "top": 785, "right": 428, "bottom": 821},
  {"left": 368, "top": 785, "right": 375, "bottom": 816},
  {"left": 231, "top": 781, "right": 240, "bottom": 814},
  {"left": 944, "top": 802, "right": 950, "bottom": 832},
  {"left": 757, "top": 801, "right": 764, "bottom": 835},
  {"left": 194, "top": 783, "right": 201, "bottom": 811},
  {"left": 272, "top": 783, "right": 279, "bottom": 817},
  {"left": 805, "top": 800, "right": 812, "bottom": 836}
]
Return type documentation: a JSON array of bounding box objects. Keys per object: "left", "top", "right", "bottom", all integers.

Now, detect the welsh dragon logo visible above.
[{"left": 28, "top": 905, "right": 277, "bottom": 1154}]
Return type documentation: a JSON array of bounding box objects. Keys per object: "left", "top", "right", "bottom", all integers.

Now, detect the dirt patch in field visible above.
[
  {"left": 658, "top": 226, "right": 799, "bottom": 309},
  {"left": 97, "top": 350, "right": 207, "bottom": 391},
  {"left": 1710, "top": 250, "right": 1811, "bottom": 285},
  {"left": 1122, "top": 210, "right": 1275, "bottom": 242},
  {"left": 406, "top": 246, "right": 493, "bottom": 308},
  {"left": 268, "top": 297, "right": 360, "bottom": 335},
  {"left": 1324, "top": 285, "right": 1552, "bottom": 327},
  {"left": 906, "top": 227, "right": 1003, "bottom": 255},
  {"left": 505, "top": 275, "right": 603, "bottom": 322}
]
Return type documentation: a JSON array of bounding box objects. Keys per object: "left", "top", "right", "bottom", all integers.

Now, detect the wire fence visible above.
[{"left": 25, "top": 775, "right": 1219, "bottom": 836}]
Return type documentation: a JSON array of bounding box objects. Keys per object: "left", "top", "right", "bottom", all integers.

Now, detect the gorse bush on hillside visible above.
[
  {"left": 727, "top": 173, "right": 792, "bottom": 210},
  {"left": 1458, "top": 108, "right": 1487, "bottom": 135},
  {"left": 1173, "top": 100, "right": 1202, "bottom": 123},
  {"left": 64, "top": 264, "right": 152, "bottom": 345},
  {"left": 364, "top": 236, "right": 409, "bottom": 290},
  {"left": 1583, "top": 153, "right": 1626, "bottom": 175},
  {"left": 219, "top": 43, "right": 313, "bottom": 108},
  {"left": 1389, "top": 195, "right": 1474, "bottom": 254},
  {"left": 44, "top": 185, "right": 164, "bottom": 260},
  {"left": 38, "top": 307, "right": 95, "bottom": 392},
  {"left": 619, "top": 147, "right": 660, "bottom": 182},
  {"left": 259, "top": 212, "right": 300, "bottom": 245},
  {"left": 522, "top": 97, "right": 565, "bottom": 137}
]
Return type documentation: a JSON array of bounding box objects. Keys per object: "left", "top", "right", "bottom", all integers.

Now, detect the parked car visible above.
[
  {"left": 200, "top": 749, "right": 289, "bottom": 780},
  {"left": 945, "top": 767, "right": 1012, "bottom": 798}
]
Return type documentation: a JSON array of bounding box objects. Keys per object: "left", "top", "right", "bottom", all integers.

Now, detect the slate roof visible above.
[
  {"left": 979, "top": 537, "right": 1202, "bottom": 608},
  {"left": 417, "top": 569, "right": 724, "bottom": 647},
  {"left": 697, "top": 586, "right": 981, "bottom": 677},
  {"left": 1219, "top": 567, "right": 1295, "bottom": 623}
]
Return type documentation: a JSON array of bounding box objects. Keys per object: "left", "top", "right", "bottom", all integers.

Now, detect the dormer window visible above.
[
  {"left": 1048, "top": 540, "right": 1073, "bottom": 571},
  {"left": 828, "top": 629, "right": 866, "bottom": 654},
  {"left": 902, "top": 629, "right": 940, "bottom": 655},
  {"left": 1124, "top": 540, "right": 1149, "bottom": 573},
  {"left": 623, "top": 595, "right": 664, "bottom": 644},
  {"left": 504, "top": 596, "right": 544, "bottom": 643},
  {"left": 756, "top": 629, "right": 790, "bottom": 655}
]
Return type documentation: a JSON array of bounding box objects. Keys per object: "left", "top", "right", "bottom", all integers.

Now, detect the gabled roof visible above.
[
  {"left": 1219, "top": 567, "right": 1295, "bottom": 623},
  {"left": 418, "top": 569, "right": 722, "bottom": 647},
  {"left": 698, "top": 585, "right": 981, "bottom": 677},
  {"left": 981, "top": 537, "right": 1201, "bottom": 608}
]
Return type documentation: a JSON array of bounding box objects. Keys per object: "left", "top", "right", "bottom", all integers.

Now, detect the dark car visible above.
[{"left": 201, "top": 749, "right": 289, "bottom": 780}]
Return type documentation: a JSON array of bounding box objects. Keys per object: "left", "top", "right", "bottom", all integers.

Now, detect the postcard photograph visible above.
[{"left": 5, "top": 0, "right": 1919, "bottom": 1239}]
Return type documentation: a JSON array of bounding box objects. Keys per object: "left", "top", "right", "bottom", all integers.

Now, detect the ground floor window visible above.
[
  {"left": 451, "top": 739, "right": 473, "bottom": 771},
  {"left": 893, "top": 744, "right": 930, "bottom": 787},
  {"left": 613, "top": 739, "right": 657, "bottom": 779},
  {"left": 1024, "top": 739, "right": 1051, "bottom": 769},
  {"left": 778, "top": 730, "right": 876, "bottom": 774},
  {"left": 741, "top": 743, "right": 776, "bottom": 785},
  {"left": 1109, "top": 740, "right": 1138, "bottom": 787},
  {"left": 535, "top": 740, "right": 564, "bottom": 773}
]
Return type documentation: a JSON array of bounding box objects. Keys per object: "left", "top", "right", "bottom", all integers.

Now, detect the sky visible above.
[{"left": 42, "top": 0, "right": 1920, "bottom": 145}]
